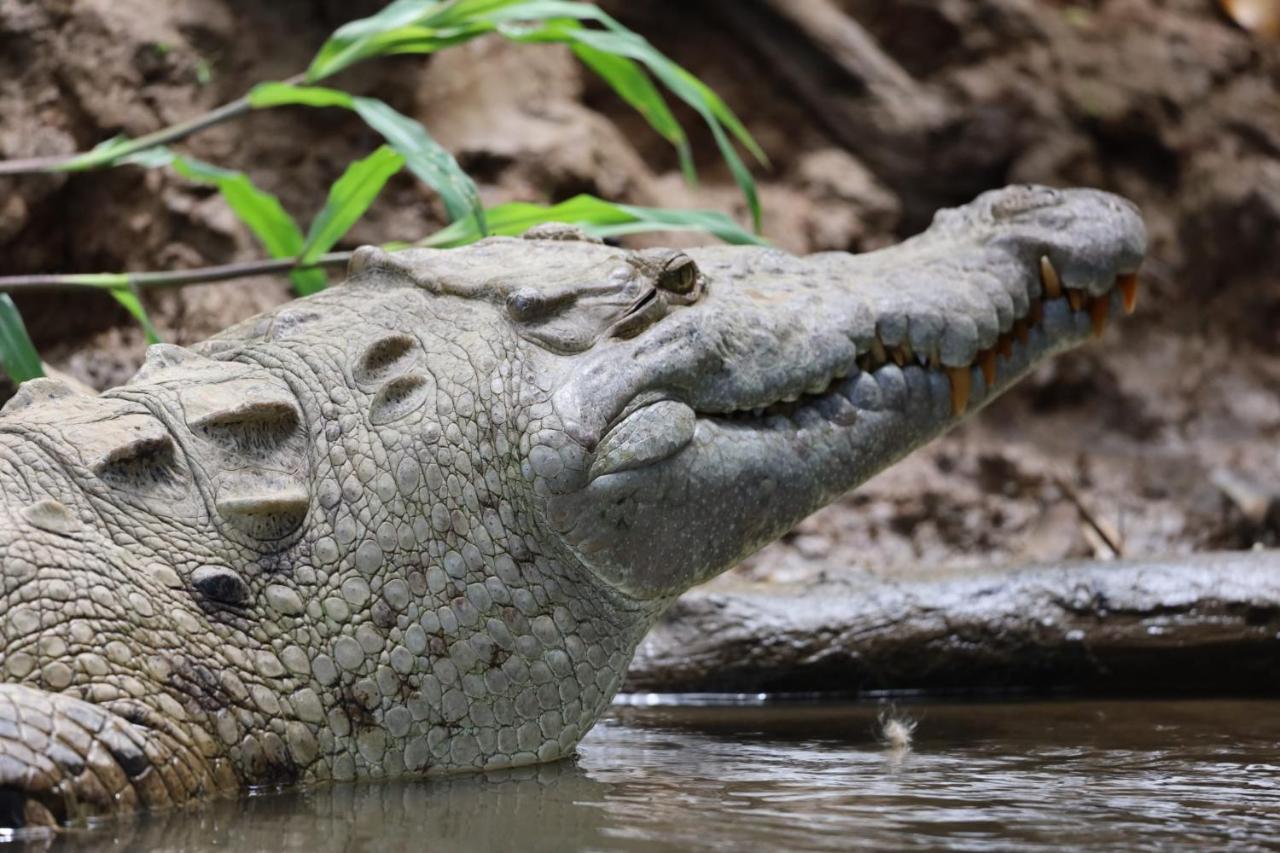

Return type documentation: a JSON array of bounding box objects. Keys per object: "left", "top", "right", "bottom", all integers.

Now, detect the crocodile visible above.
[{"left": 0, "top": 184, "right": 1144, "bottom": 828}]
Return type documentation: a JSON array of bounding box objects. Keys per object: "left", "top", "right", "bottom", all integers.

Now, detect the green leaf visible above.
[
  {"left": 0, "top": 295, "right": 44, "bottom": 383},
  {"left": 297, "top": 2, "right": 763, "bottom": 228},
  {"left": 512, "top": 21, "right": 766, "bottom": 231},
  {"left": 251, "top": 83, "right": 485, "bottom": 235},
  {"left": 569, "top": 42, "right": 694, "bottom": 184},
  {"left": 306, "top": 1, "right": 546, "bottom": 80},
  {"left": 297, "top": 145, "right": 405, "bottom": 293},
  {"left": 308, "top": 0, "right": 443, "bottom": 79},
  {"left": 418, "top": 194, "right": 766, "bottom": 248},
  {"left": 171, "top": 159, "right": 304, "bottom": 259},
  {"left": 248, "top": 82, "right": 355, "bottom": 109},
  {"left": 349, "top": 97, "right": 485, "bottom": 232},
  {"left": 121, "top": 145, "right": 325, "bottom": 295},
  {"left": 109, "top": 286, "right": 162, "bottom": 345}
]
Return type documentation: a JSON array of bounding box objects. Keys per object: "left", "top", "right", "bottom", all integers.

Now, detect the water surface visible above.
[{"left": 19, "top": 698, "right": 1280, "bottom": 850}]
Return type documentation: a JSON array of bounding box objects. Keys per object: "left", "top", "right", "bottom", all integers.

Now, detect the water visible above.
[{"left": 14, "top": 698, "right": 1280, "bottom": 850}]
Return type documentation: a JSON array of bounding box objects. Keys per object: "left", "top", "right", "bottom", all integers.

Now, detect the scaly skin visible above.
[{"left": 0, "top": 185, "right": 1144, "bottom": 827}]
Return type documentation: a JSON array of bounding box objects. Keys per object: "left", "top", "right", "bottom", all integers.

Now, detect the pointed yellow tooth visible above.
[
  {"left": 1118, "top": 273, "right": 1139, "bottom": 315},
  {"left": 1066, "top": 288, "right": 1084, "bottom": 312},
  {"left": 947, "top": 367, "right": 971, "bottom": 416},
  {"left": 891, "top": 346, "right": 907, "bottom": 367},
  {"left": 979, "top": 350, "right": 997, "bottom": 387},
  {"left": 1089, "top": 295, "right": 1110, "bottom": 337},
  {"left": 997, "top": 333, "right": 1014, "bottom": 358},
  {"left": 1013, "top": 319, "right": 1029, "bottom": 346},
  {"left": 871, "top": 338, "right": 887, "bottom": 366},
  {"left": 1039, "top": 256, "right": 1062, "bottom": 298}
]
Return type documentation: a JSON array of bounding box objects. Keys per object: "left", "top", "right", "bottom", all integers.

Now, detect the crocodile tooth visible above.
[
  {"left": 978, "top": 350, "right": 997, "bottom": 387},
  {"left": 946, "top": 367, "right": 971, "bottom": 415},
  {"left": 1039, "top": 256, "right": 1062, "bottom": 298},
  {"left": 1066, "top": 288, "right": 1085, "bottom": 312},
  {"left": 997, "top": 334, "right": 1013, "bottom": 359},
  {"left": 1013, "top": 319, "right": 1029, "bottom": 346},
  {"left": 1089, "top": 295, "right": 1110, "bottom": 337},
  {"left": 870, "top": 338, "right": 888, "bottom": 367},
  {"left": 1119, "top": 273, "right": 1139, "bottom": 314}
]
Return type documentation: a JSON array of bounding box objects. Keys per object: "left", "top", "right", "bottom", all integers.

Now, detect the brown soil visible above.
[{"left": 0, "top": 0, "right": 1276, "bottom": 579}]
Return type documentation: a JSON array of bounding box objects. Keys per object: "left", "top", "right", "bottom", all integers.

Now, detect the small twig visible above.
[
  {"left": 1053, "top": 474, "right": 1124, "bottom": 558},
  {"left": 0, "top": 74, "right": 305, "bottom": 177},
  {"left": 0, "top": 252, "right": 352, "bottom": 293}
]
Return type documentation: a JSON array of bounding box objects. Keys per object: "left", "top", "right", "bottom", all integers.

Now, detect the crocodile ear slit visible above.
[
  {"left": 369, "top": 374, "right": 433, "bottom": 425},
  {"left": 355, "top": 334, "right": 419, "bottom": 384},
  {"left": 91, "top": 420, "right": 180, "bottom": 488}
]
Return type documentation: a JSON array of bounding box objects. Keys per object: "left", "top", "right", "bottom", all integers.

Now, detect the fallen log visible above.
[{"left": 627, "top": 550, "right": 1280, "bottom": 695}]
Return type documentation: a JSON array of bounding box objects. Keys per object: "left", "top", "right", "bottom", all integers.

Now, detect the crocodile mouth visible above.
[{"left": 587, "top": 263, "right": 1139, "bottom": 483}]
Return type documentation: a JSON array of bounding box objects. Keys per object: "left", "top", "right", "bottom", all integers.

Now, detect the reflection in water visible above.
[{"left": 14, "top": 699, "right": 1280, "bottom": 851}]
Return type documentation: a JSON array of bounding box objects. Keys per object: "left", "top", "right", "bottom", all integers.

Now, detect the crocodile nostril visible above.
[{"left": 990, "top": 185, "right": 1062, "bottom": 220}]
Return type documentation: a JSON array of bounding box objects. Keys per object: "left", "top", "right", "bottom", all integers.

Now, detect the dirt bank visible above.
[{"left": 0, "top": 0, "right": 1276, "bottom": 578}]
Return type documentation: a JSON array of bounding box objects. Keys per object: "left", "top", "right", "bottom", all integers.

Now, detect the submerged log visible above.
[{"left": 626, "top": 550, "right": 1280, "bottom": 695}]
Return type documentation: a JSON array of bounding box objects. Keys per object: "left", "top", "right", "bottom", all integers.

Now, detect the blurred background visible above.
[{"left": 0, "top": 0, "right": 1277, "bottom": 582}]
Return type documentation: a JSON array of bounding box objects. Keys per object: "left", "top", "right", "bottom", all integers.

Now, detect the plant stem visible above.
[
  {"left": 0, "top": 252, "right": 352, "bottom": 294},
  {"left": 0, "top": 74, "right": 305, "bottom": 176}
]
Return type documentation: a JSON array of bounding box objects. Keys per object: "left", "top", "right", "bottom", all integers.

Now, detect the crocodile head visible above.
[
  {"left": 0, "top": 184, "right": 1143, "bottom": 828},
  {"left": 535, "top": 185, "right": 1145, "bottom": 597}
]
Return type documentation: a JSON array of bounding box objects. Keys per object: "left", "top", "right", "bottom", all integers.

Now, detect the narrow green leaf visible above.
[
  {"left": 248, "top": 83, "right": 485, "bottom": 234},
  {"left": 418, "top": 194, "right": 766, "bottom": 248},
  {"left": 349, "top": 98, "right": 485, "bottom": 233},
  {"left": 306, "top": 0, "right": 535, "bottom": 80},
  {"left": 569, "top": 42, "right": 695, "bottom": 184},
  {"left": 297, "top": 2, "right": 763, "bottom": 228},
  {"left": 0, "top": 295, "right": 43, "bottom": 383},
  {"left": 500, "top": 18, "right": 765, "bottom": 230},
  {"left": 109, "top": 285, "right": 162, "bottom": 345},
  {"left": 297, "top": 146, "right": 405, "bottom": 293},
  {"left": 120, "top": 145, "right": 323, "bottom": 295},
  {"left": 308, "top": 0, "right": 453, "bottom": 81},
  {"left": 172, "top": 160, "right": 305, "bottom": 260},
  {"left": 248, "top": 82, "right": 355, "bottom": 109}
]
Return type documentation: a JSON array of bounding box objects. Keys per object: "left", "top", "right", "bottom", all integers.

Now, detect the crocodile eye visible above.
[
  {"left": 633, "top": 249, "right": 700, "bottom": 295},
  {"left": 506, "top": 288, "right": 547, "bottom": 322},
  {"left": 658, "top": 254, "right": 699, "bottom": 294},
  {"left": 191, "top": 566, "right": 250, "bottom": 606}
]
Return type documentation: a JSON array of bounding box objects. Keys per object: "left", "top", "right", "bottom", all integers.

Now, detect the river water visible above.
[{"left": 18, "top": 697, "right": 1280, "bottom": 850}]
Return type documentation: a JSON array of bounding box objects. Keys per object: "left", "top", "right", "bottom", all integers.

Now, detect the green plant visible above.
[{"left": 0, "top": 0, "right": 767, "bottom": 384}]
